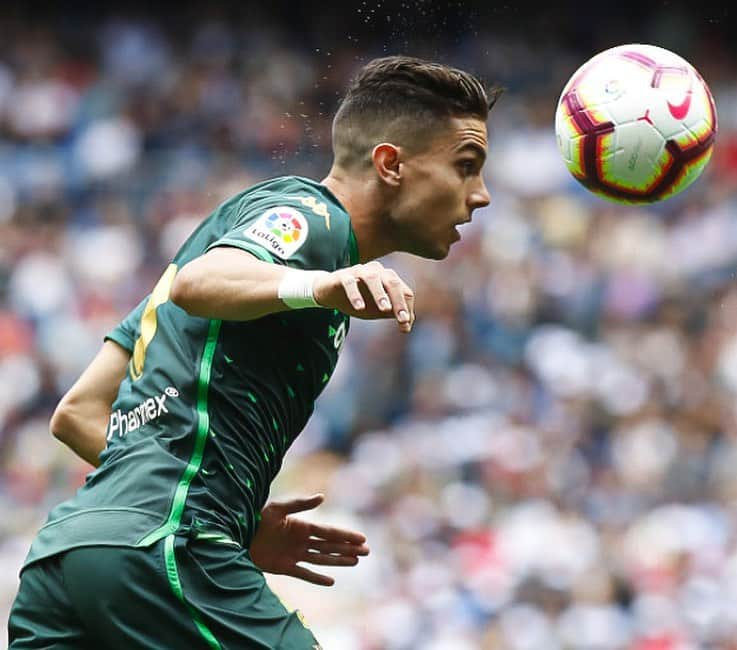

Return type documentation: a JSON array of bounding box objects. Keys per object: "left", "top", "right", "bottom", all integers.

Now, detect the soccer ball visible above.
[{"left": 555, "top": 44, "right": 717, "bottom": 204}]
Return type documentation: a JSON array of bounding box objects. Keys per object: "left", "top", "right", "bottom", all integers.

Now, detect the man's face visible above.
[{"left": 392, "top": 116, "right": 491, "bottom": 259}]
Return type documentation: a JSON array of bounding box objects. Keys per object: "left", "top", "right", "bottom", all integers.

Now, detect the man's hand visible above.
[
  {"left": 249, "top": 494, "right": 370, "bottom": 586},
  {"left": 313, "top": 260, "right": 415, "bottom": 333}
]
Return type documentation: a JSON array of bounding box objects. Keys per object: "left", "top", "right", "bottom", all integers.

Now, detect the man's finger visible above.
[
  {"left": 380, "top": 271, "right": 410, "bottom": 327},
  {"left": 281, "top": 494, "right": 325, "bottom": 515},
  {"left": 360, "top": 268, "right": 392, "bottom": 312},
  {"left": 404, "top": 287, "right": 415, "bottom": 329},
  {"left": 303, "top": 551, "right": 360, "bottom": 567},
  {"left": 289, "top": 565, "right": 335, "bottom": 587},
  {"left": 308, "top": 539, "right": 370, "bottom": 556},
  {"left": 268, "top": 493, "right": 324, "bottom": 516},
  {"left": 307, "top": 524, "right": 367, "bottom": 545},
  {"left": 341, "top": 274, "right": 365, "bottom": 310}
]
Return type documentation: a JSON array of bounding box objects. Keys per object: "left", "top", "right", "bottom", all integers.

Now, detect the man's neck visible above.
[{"left": 321, "top": 167, "right": 397, "bottom": 263}]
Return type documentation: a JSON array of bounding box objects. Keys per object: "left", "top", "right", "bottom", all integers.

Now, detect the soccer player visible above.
[{"left": 9, "top": 56, "right": 499, "bottom": 649}]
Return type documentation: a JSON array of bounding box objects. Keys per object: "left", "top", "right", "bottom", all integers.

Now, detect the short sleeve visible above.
[
  {"left": 206, "top": 194, "right": 348, "bottom": 273},
  {"left": 104, "top": 296, "right": 148, "bottom": 352}
]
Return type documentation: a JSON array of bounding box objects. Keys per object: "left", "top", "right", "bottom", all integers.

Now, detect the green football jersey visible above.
[{"left": 24, "top": 176, "right": 358, "bottom": 567}]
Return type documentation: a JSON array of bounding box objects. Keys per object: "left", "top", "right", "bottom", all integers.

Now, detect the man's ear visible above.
[{"left": 371, "top": 143, "right": 401, "bottom": 187}]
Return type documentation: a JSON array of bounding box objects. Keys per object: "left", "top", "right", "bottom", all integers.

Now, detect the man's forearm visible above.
[
  {"left": 170, "top": 248, "right": 294, "bottom": 320},
  {"left": 49, "top": 341, "right": 130, "bottom": 468},
  {"left": 50, "top": 403, "right": 107, "bottom": 467}
]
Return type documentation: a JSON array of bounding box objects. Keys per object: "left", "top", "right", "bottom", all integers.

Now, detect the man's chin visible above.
[
  {"left": 403, "top": 238, "right": 451, "bottom": 260},
  {"left": 426, "top": 243, "right": 451, "bottom": 260}
]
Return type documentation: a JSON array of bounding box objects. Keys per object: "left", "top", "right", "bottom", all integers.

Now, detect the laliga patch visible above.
[{"left": 244, "top": 206, "right": 308, "bottom": 259}]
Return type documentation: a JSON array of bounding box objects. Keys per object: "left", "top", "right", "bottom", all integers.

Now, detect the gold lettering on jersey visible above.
[
  {"left": 130, "top": 264, "right": 178, "bottom": 380},
  {"left": 289, "top": 195, "right": 331, "bottom": 230}
]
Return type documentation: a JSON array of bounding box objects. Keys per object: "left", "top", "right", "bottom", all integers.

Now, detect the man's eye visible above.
[{"left": 459, "top": 160, "right": 476, "bottom": 175}]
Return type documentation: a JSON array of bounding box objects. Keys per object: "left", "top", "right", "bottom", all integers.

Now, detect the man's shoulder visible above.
[
  {"left": 206, "top": 176, "right": 353, "bottom": 269},
  {"left": 248, "top": 176, "right": 352, "bottom": 244},
  {"left": 269, "top": 176, "right": 349, "bottom": 219}
]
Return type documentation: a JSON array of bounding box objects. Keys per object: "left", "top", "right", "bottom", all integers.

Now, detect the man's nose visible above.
[{"left": 470, "top": 179, "right": 491, "bottom": 208}]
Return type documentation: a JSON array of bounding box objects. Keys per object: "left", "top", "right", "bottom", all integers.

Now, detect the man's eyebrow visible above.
[{"left": 456, "top": 142, "right": 487, "bottom": 163}]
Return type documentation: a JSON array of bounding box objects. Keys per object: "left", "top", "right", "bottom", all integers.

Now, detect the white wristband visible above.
[{"left": 277, "top": 269, "right": 330, "bottom": 309}]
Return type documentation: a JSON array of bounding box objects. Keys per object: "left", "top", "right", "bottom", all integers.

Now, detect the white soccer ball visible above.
[{"left": 555, "top": 43, "right": 717, "bottom": 204}]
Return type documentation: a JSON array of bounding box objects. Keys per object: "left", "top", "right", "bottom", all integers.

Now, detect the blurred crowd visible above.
[{"left": 3, "top": 4, "right": 737, "bottom": 649}]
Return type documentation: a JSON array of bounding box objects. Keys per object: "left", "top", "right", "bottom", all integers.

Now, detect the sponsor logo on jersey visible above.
[
  {"left": 244, "top": 206, "right": 308, "bottom": 259},
  {"left": 107, "top": 386, "right": 179, "bottom": 440}
]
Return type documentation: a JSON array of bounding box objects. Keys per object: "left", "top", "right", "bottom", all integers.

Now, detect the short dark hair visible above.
[{"left": 332, "top": 56, "right": 502, "bottom": 169}]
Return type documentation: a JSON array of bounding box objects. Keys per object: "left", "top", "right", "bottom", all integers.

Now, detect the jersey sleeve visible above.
[
  {"left": 206, "top": 193, "right": 349, "bottom": 272},
  {"left": 103, "top": 296, "right": 148, "bottom": 352}
]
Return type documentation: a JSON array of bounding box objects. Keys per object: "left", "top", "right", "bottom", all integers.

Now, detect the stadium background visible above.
[{"left": 2, "top": 2, "right": 737, "bottom": 648}]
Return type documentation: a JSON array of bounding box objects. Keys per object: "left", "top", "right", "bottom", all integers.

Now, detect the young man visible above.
[{"left": 9, "top": 56, "right": 499, "bottom": 649}]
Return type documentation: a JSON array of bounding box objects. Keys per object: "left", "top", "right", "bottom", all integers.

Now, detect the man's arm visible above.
[
  {"left": 170, "top": 247, "right": 415, "bottom": 331},
  {"left": 49, "top": 340, "right": 130, "bottom": 467}
]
